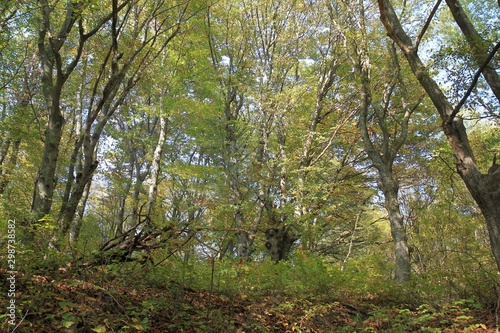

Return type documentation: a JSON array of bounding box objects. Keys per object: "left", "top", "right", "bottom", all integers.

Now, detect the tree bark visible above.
[
  {"left": 31, "top": 47, "right": 65, "bottom": 218},
  {"left": 31, "top": 0, "right": 87, "bottom": 220},
  {"left": 378, "top": 0, "right": 500, "bottom": 272},
  {"left": 265, "top": 226, "right": 297, "bottom": 262},
  {"left": 69, "top": 180, "right": 92, "bottom": 243},
  {"left": 444, "top": 0, "right": 500, "bottom": 103},
  {"left": 0, "top": 139, "right": 20, "bottom": 195},
  {"left": 147, "top": 116, "right": 168, "bottom": 216},
  {"left": 380, "top": 172, "right": 411, "bottom": 282},
  {"left": 116, "top": 155, "right": 135, "bottom": 236},
  {"left": 31, "top": 96, "right": 65, "bottom": 219},
  {"left": 358, "top": 80, "right": 411, "bottom": 282}
]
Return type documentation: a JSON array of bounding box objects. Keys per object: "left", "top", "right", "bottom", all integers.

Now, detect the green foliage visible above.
[
  {"left": 361, "top": 298, "right": 487, "bottom": 333},
  {"left": 0, "top": 0, "right": 499, "bottom": 331},
  {"left": 5, "top": 250, "right": 494, "bottom": 332}
]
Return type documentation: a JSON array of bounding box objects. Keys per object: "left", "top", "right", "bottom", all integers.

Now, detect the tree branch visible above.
[
  {"left": 415, "top": 0, "right": 442, "bottom": 51},
  {"left": 449, "top": 39, "right": 500, "bottom": 123}
]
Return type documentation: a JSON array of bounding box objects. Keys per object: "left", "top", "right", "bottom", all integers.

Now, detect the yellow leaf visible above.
[{"left": 92, "top": 325, "right": 107, "bottom": 333}]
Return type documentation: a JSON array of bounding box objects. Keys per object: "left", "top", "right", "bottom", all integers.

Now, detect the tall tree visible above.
[
  {"left": 377, "top": 0, "right": 500, "bottom": 271},
  {"left": 31, "top": 0, "right": 194, "bottom": 242},
  {"left": 32, "top": 0, "right": 114, "bottom": 219},
  {"left": 340, "top": 1, "right": 425, "bottom": 283},
  {"left": 206, "top": 0, "right": 256, "bottom": 259}
]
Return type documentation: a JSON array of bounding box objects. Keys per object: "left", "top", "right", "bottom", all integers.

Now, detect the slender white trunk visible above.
[{"left": 147, "top": 116, "right": 168, "bottom": 216}]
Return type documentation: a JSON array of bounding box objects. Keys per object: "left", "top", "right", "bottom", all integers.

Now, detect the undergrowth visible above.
[{"left": 1, "top": 251, "right": 498, "bottom": 332}]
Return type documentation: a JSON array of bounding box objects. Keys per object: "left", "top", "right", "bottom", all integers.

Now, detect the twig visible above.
[
  {"left": 9, "top": 309, "right": 29, "bottom": 333},
  {"left": 206, "top": 257, "right": 216, "bottom": 321},
  {"left": 341, "top": 210, "right": 361, "bottom": 271}
]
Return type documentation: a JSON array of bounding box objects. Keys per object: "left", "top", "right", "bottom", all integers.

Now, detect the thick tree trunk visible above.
[
  {"left": 32, "top": 47, "right": 64, "bottom": 219},
  {"left": 378, "top": 0, "right": 500, "bottom": 272},
  {"left": 31, "top": 0, "right": 81, "bottom": 220},
  {"left": 237, "top": 228, "right": 254, "bottom": 259},
  {"left": 31, "top": 105, "right": 64, "bottom": 219},
  {"left": 474, "top": 169, "right": 500, "bottom": 267},
  {"left": 265, "top": 226, "right": 297, "bottom": 262},
  {"left": 380, "top": 172, "right": 411, "bottom": 282}
]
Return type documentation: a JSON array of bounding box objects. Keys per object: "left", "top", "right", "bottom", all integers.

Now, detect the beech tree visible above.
[
  {"left": 201, "top": 0, "right": 369, "bottom": 262},
  {"left": 31, "top": 0, "right": 195, "bottom": 242},
  {"left": 337, "top": 1, "right": 422, "bottom": 283},
  {"left": 205, "top": 0, "right": 256, "bottom": 259},
  {"left": 377, "top": 0, "right": 500, "bottom": 271}
]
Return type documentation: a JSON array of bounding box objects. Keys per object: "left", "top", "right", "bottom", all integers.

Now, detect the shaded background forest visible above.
[{"left": 1, "top": 0, "right": 500, "bottom": 331}]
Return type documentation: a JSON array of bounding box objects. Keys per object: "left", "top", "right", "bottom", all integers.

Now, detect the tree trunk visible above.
[
  {"left": 265, "top": 226, "right": 297, "bottom": 262},
  {"left": 32, "top": 49, "right": 65, "bottom": 218},
  {"left": 353, "top": 22, "right": 412, "bottom": 282},
  {"left": 116, "top": 159, "right": 134, "bottom": 236},
  {"left": 147, "top": 116, "right": 168, "bottom": 216},
  {"left": 31, "top": 104, "right": 64, "bottom": 219},
  {"left": 69, "top": 180, "right": 92, "bottom": 243},
  {"left": 31, "top": 0, "right": 84, "bottom": 220},
  {"left": 378, "top": 0, "right": 500, "bottom": 272},
  {"left": 0, "top": 139, "right": 20, "bottom": 195},
  {"left": 380, "top": 172, "right": 411, "bottom": 282},
  {"left": 236, "top": 228, "right": 254, "bottom": 259},
  {"left": 59, "top": 158, "right": 98, "bottom": 235}
]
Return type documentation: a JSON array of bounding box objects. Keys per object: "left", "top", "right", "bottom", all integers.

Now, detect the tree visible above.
[
  {"left": 31, "top": 0, "right": 195, "bottom": 243},
  {"left": 32, "top": 0, "right": 114, "bottom": 220},
  {"left": 340, "top": 1, "right": 423, "bottom": 282},
  {"left": 206, "top": 0, "right": 256, "bottom": 259},
  {"left": 377, "top": 0, "right": 500, "bottom": 272},
  {"left": 203, "top": 0, "right": 372, "bottom": 262}
]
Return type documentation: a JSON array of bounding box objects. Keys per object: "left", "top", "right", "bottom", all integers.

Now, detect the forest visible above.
[{"left": 0, "top": 0, "right": 499, "bottom": 331}]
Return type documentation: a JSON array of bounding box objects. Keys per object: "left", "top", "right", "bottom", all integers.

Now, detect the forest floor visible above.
[{"left": 1, "top": 265, "right": 498, "bottom": 332}]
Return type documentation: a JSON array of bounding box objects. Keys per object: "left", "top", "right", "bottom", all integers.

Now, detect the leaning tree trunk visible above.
[
  {"left": 444, "top": 0, "right": 500, "bottom": 102},
  {"left": 69, "top": 180, "right": 92, "bottom": 243},
  {"left": 378, "top": 0, "right": 500, "bottom": 272}
]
